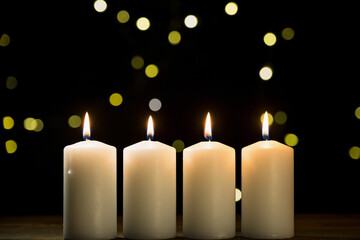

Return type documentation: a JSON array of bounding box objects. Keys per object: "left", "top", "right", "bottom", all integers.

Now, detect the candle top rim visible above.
[
  {"left": 184, "top": 141, "right": 235, "bottom": 152},
  {"left": 65, "top": 140, "right": 116, "bottom": 150},
  {"left": 124, "top": 140, "right": 175, "bottom": 151},
  {"left": 243, "top": 139, "right": 293, "bottom": 151}
]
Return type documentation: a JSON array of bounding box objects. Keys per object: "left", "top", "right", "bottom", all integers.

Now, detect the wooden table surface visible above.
[{"left": 0, "top": 214, "right": 359, "bottom": 239}]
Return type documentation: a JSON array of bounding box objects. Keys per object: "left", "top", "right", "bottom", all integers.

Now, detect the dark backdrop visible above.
[{"left": 0, "top": 1, "right": 359, "bottom": 215}]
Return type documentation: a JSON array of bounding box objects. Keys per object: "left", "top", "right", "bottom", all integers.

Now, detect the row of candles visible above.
[{"left": 63, "top": 112, "right": 294, "bottom": 240}]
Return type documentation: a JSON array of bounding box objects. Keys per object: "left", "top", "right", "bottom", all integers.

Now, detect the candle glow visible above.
[
  {"left": 262, "top": 111, "right": 269, "bottom": 140},
  {"left": 147, "top": 115, "right": 154, "bottom": 140},
  {"left": 204, "top": 112, "right": 212, "bottom": 141},
  {"left": 83, "top": 112, "right": 91, "bottom": 140}
]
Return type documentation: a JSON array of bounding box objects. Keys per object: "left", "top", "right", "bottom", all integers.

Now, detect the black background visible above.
[{"left": 0, "top": 1, "right": 359, "bottom": 215}]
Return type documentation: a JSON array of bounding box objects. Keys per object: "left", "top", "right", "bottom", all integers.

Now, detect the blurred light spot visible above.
[
  {"left": 355, "top": 107, "right": 360, "bottom": 119},
  {"left": 0, "top": 33, "right": 10, "bottom": 47},
  {"left": 145, "top": 64, "right": 159, "bottom": 78},
  {"left": 349, "top": 146, "right": 360, "bottom": 160},
  {"left": 281, "top": 27, "right": 295, "bottom": 40},
  {"left": 109, "top": 93, "right": 123, "bottom": 106},
  {"left": 5, "top": 140, "right": 17, "bottom": 154},
  {"left": 184, "top": 15, "right": 198, "bottom": 28},
  {"left": 117, "top": 10, "right": 130, "bottom": 23},
  {"left": 94, "top": 0, "right": 107, "bottom": 13},
  {"left": 263, "top": 32, "right": 277, "bottom": 46},
  {"left": 260, "top": 112, "right": 274, "bottom": 126},
  {"left": 225, "top": 2, "right": 238, "bottom": 16},
  {"left": 274, "top": 111, "right": 287, "bottom": 125},
  {"left": 68, "top": 115, "right": 82, "bottom": 128},
  {"left": 172, "top": 139, "right": 185, "bottom": 152},
  {"left": 149, "top": 98, "right": 162, "bottom": 111},
  {"left": 259, "top": 66, "right": 273, "bottom": 81},
  {"left": 136, "top": 17, "right": 150, "bottom": 31},
  {"left": 235, "top": 188, "right": 242, "bottom": 202},
  {"left": 131, "top": 56, "right": 144, "bottom": 70},
  {"left": 34, "top": 119, "right": 44, "bottom": 132},
  {"left": 24, "top": 117, "right": 37, "bottom": 131},
  {"left": 6, "top": 76, "right": 17, "bottom": 89},
  {"left": 168, "top": 31, "right": 181, "bottom": 45},
  {"left": 3, "top": 116, "right": 15, "bottom": 130},
  {"left": 284, "top": 133, "right": 299, "bottom": 147}
]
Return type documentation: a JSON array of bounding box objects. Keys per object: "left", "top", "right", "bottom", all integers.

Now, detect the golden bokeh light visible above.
[
  {"left": 168, "top": 31, "right": 181, "bottom": 45},
  {"left": 5, "top": 140, "right": 17, "bottom": 154},
  {"left": 6, "top": 76, "right": 17, "bottom": 89},
  {"left": 263, "top": 32, "right": 277, "bottom": 46},
  {"left": 145, "top": 64, "right": 159, "bottom": 78},
  {"left": 94, "top": 0, "right": 107, "bottom": 13},
  {"left": 281, "top": 27, "right": 295, "bottom": 40},
  {"left": 34, "top": 119, "right": 44, "bottom": 132},
  {"left": 260, "top": 112, "right": 274, "bottom": 126},
  {"left": 24, "top": 117, "right": 37, "bottom": 131},
  {"left": 131, "top": 56, "right": 145, "bottom": 70},
  {"left": 0, "top": 33, "right": 10, "bottom": 47},
  {"left": 235, "top": 188, "right": 242, "bottom": 202},
  {"left": 117, "top": 10, "right": 130, "bottom": 23},
  {"left": 172, "top": 139, "right": 185, "bottom": 153},
  {"left": 109, "top": 93, "right": 123, "bottom": 106},
  {"left": 68, "top": 115, "right": 82, "bottom": 128},
  {"left": 3, "top": 116, "right": 15, "bottom": 130},
  {"left": 136, "top": 17, "right": 150, "bottom": 31},
  {"left": 274, "top": 111, "right": 287, "bottom": 125},
  {"left": 225, "top": 2, "right": 238, "bottom": 16},
  {"left": 259, "top": 66, "right": 273, "bottom": 81},
  {"left": 349, "top": 146, "right": 360, "bottom": 160},
  {"left": 284, "top": 133, "right": 299, "bottom": 147},
  {"left": 355, "top": 107, "right": 360, "bottom": 119},
  {"left": 184, "top": 15, "right": 198, "bottom": 28}
]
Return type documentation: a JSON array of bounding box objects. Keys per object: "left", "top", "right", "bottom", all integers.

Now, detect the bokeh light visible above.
[
  {"left": 274, "top": 111, "right": 287, "bottom": 125},
  {"left": 225, "top": 2, "right": 238, "bottom": 16},
  {"left": 34, "top": 119, "right": 44, "bottom": 132},
  {"left": 259, "top": 66, "right": 273, "bottom": 81},
  {"left": 117, "top": 10, "right": 130, "bottom": 23},
  {"left": 349, "top": 146, "right": 360, "bottom": 160},
  {"left": 131, "top": 56, "right": 145, "bottom": 70},
  {"left": 5, "top": 140, "right": 17, "bottom": 154},
  {"left": 172, "top": 139, "right": 185, "bottom": 152},
  {"left": 355, "top": 107, "right": 360, "bottom": 119},
  {"left": 145, "top": 64, "right": 159, "bottom": 78},
  {"left": 168, "top": 31, "right": 181, "bottom": 45},
  {"left": 281, "top": 27, "right": 295, "bottom": 40},
  {"left": 6, "top": 76, "right": 17, "bottom": 89},
  {"left": 184, "top": 15, "right": 198, "bottom": 28},
  {"left": 109, "top": 93, "right": 123, "bottom": 106},
  {"left": 284, "top": 133, "right": 299, "bottom": 147},
  {"left": 0, "top": 33, "right": 10, "bottom": 47},
  {"left": 94, "top": 0, "right": 107, "bottom": 13},
  {"left": 24, "top": 117, "right": 37, "bottom": 131},
  {"left": 260, "top": 112, "right": 274, "bottom": 126},
  {"left": 263, "top": 32, "right": 277, "bottom": 46},
  {"left": 136, "top": 17, "right": 150, "bottom": 31},
  {"left": 235, "top": 188, "right": 242, "bottom": 202},
  {"left": 149, "top": 98, "right": 162, "bottom": 111},
  {"left": 68, "top": 115, "right": 82, "bottom": 128},
  {"left": 3, "top": 116, "right": 15, "bottom": 130}
]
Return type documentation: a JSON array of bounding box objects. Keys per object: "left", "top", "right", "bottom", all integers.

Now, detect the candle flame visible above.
[
  {"left": 147, "top": 115, "right": 154, "bottom": 140},
  {"left": 204, "top": 112, "right": 212, "bottom": 141},
  {"left": 262, "top": 111, "right": 269, "bottom": 140},
  {"left": 83, "top": 112, "right": 91, "bottom": 140}
]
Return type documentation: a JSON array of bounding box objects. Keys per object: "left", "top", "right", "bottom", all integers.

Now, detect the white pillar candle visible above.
[
  {"left": 241, "top": 112, "right": 294, "bottom": 239},
  {"left": 183, "top": 113, "right": 236, "bottom": 239},
  {"left": 123, "top": 116, "right": 176, "bottom": 239},
  {"left": 63, "top": 112, "right": 117, "bottom": 240}
]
